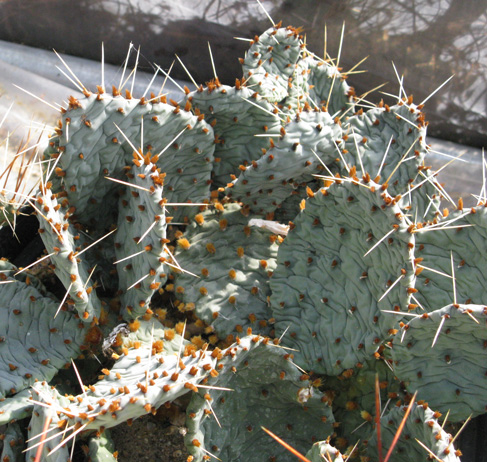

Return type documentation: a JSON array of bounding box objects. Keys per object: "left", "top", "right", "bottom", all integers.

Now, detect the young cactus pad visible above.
[
  {"left": 340, "top": 101, "right": 441, "bottom": 220},
  {"left": 114, "top": 151, "right": 169, "bottom": 320},
  {"left": 242, "top": 24, "right": 302, "bottom": 103},
  {"left": 185, "top": 84, "right": 282, "bottom": 189},
  {"left": 227, "top": 108, "right": 342, "bottom": 216}
]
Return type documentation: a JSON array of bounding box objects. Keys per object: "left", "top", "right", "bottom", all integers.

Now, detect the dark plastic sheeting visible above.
[{"left": 0, "top": 0, "right": 485, "bottom": 148}]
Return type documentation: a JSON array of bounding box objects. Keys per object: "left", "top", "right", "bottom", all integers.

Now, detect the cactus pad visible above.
[
  {"left": 392, "top": 303, "right": 487, "bottom": 421},
  {"left": 185, "top": 335, "right": 335, "bottom": 462},
  {"left": 270, "top": 177, "right": 416, "bottom": 375},
  {"left": 173, "top": 203, "right": 279, "bottom": 338}
]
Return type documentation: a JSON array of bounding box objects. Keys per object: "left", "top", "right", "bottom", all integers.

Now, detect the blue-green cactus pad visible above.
[
  {"left": 0, "top": 263, "right": 86, "bottom": 398},
  {"left": 228, "top": 109, "right": 341, "bottom": 216},
  {"left": 392, "top": 303, "right": 487, "bottom": 421},
  {"left": 242, "top": 25, "right": 302, "bottom": 103},
  {"left": 342, "top": 102, "right": 441, "bottom": 219},
  {"left": 285, "top": 55, "right": 354, "bottom": 118},
  {"left": 35, "top": 185, "right": 102, "bottom": 322},
  {"left": 270, "top": 178, "right": 416, "bottom": 375},
  {"left": 173, "top": 203, "right": 279, "bottom": 338},
  {"left": 114, "top": 154, "right": 169, "bottom": 320},
  {"left": 186, "top": 84, "right": 281, "bottom": 188},
  {"left": 185, "top": 335, "right": 335, "bottom": 462}
]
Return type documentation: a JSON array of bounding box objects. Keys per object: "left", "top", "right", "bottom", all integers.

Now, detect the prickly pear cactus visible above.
[
  {"left": 114, "top": 152, "right": 169, "bottom": 320},
  {"left": 0, "top": 17, "right": 472, "bottom": 462},
  {"left": 35, "top": 183, "right": 102, "bottom": 322},
  {"left": 285, "top": 54, "right": 354, "bottom": 117},
  {"left": 24, "top": 319, "right": 217, "bottom": 459},
  {"left": 46, "top": 91, "right": 154, "bottom": 229},
  {"left": 26, "top": 383, "right": 73, "bottom": 462},
  {"left": 341, "top": 101, "right": 441, "bottom": 220},
  {"left": 47, "top": 89, "right": 215, "bottom": 228}
]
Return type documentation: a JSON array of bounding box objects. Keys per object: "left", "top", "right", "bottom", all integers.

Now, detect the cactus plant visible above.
[{"left": 0, "top": 18, "right": 477, "bottom": 462}]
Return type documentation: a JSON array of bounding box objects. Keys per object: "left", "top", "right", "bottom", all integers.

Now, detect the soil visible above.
[
  {"left": 110, "top": 414, "right": 189, "bottom": 462},
  {"left": 109, "top": 399, "right": 190, "bottom": 462}
]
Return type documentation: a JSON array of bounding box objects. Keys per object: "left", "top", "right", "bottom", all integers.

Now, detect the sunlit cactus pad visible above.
[
  {"left": 242, "top": 24, "right": 302, "bottom": 103},
  {"left": 270, "top": 177, "right": 416, "bottom": 375},
  {"left": 185, "top": 84, "right": 281, "bottom": 188},
  {"left": 227, "top": 108, "right": 341, "bottom": 216}
]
